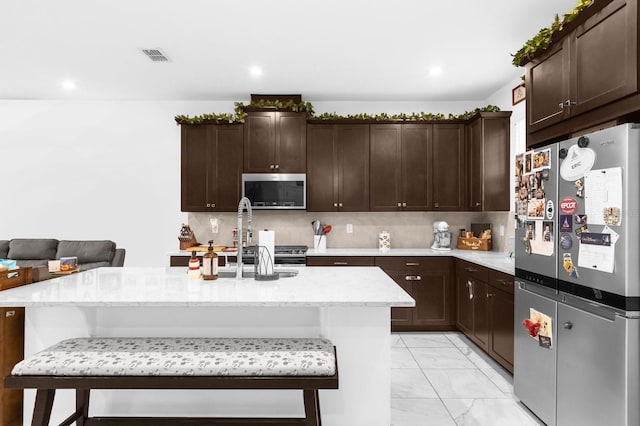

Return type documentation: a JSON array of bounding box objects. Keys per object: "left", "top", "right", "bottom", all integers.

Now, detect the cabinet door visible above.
[
  {"left": 181, "top": 125, "right": 210, "bottom": 212},
  {"left": 456, "top": 272, "right": 474, "bottom": 334},
  {"left": 370, "top": 125, "right": 402, "bottom": 211},
  {"left": 488, "top": 286, "right": 514, "bottom": 372},
  {"left": 243, "top": 112, "right": 276, "bottom": 172},
  {"left": 307, "top": 125, "right": 337, "bottom": 211},
  {"left": 472, "top": 280, "right": 490, "bottom": 351},
  {"left": 571, "top": 0, "right": 638, "bottom": 116},
  {"left": 386, "top": 270, "right": 414, "bottom": 326},
  {"left": 411, "top": 260, "right": 454, "bottom": 327},
  {"left": 432, "top": 124, "right": 464, "bottom": 211},
  {"left": 526, "top": 38, "right": 571, "bottom": 134},
  {"left": 337, "top": 125, "right": 370, "bottom": 211},
  {"left": 400, "top": 124, "right": 430, "bottom": 211},
  {"left": 0, "top": 307, "right": 24, "bottom": 426},
  {"left": 481, "top": 118, "right": 510, "bottom": 211},
  {"left": 212, "top": 125, "right": 243, "bottom": 211},
  {"left": 467, "top": 119, "right": 483, "bottom": 211},
  {"left": 275, "top": 112, "right": 306, "bottom": 172}
]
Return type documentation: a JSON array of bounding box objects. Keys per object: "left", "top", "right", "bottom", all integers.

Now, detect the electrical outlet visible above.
[
  {"left": 210, "top": 218, "right": 219, "bottom": 233},
  {"left": 499, "top": 225, "right": 505, "bottom": 236},
  {"left": 346, "top": 224, "right": 353, "bottom": 233}
]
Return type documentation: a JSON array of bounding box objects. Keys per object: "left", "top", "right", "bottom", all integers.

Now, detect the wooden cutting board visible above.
[{"left": 184, "top": 246, "right": 228, "bottom": 252}]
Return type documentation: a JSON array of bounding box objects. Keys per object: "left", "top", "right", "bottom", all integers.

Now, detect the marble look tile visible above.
[
  {"left": 391, "top": 398, "right": 456, "bottom": 426},
  {"left": 442, "top": 398, "right": 542, "bottom": 426},
  {"left": 458, "top": 345, "right": 505, "bottom": 370},
  {"left": 400, "top": 333, "right": 454, "bottom": 348},
  {"left": 410, "top": 347, "right": 476, "bottom": 369},
  {"left": 445, "top": 332, "right": 474, "bottom": 348},
  {"left": 391, "top": 334, "right": 405, "bottom": 348},
  {"left": 391, "top": 368, "right": 439, "bottom": 398},
  {"left": 423, "top": 369, "right": 505, "bottom": 398},
  {"left": 481, "top": 367, "right": 514, "bottom": 394},
  {"left": 391, "top": 347, "right": 419, "bottom": 369}
]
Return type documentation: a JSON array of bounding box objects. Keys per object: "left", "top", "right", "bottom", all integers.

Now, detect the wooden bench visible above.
[{"left": 5, "top": 337, "right": 338, "bottom": 426}]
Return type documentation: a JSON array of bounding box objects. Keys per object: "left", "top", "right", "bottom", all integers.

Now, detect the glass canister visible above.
[{"left": 379, "top": 231, "right": 390, "bottom": 252}]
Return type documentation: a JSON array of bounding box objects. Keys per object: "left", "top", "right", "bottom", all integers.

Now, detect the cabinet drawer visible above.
[
  {"left": 488, "top": 269, "right": 514, "bottom": 295},
  {"left": 375, "top": 256, "right": 450, "bottom": 272},
  {"left": 170, "top": 256, "right": 226, "bottom": 267},
  {"left": 456, "top": 260, "right": 489, "bottom": 282},
  {"left": 306, "top": 256, "right": 375, "bottom": 267}
]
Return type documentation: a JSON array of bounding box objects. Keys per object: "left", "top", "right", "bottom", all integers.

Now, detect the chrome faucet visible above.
[{"left": 236, "top": 197, "right": 253, "bottom": 279}]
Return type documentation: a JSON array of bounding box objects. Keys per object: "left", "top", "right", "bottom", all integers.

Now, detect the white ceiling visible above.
[{"left": 1, "top": 0, "right": 579, "bottom": 102}]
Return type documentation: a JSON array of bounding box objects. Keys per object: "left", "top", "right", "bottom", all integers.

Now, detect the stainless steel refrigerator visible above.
[{"left": 514, "top": 123, "right": 640, "bottom": 426}]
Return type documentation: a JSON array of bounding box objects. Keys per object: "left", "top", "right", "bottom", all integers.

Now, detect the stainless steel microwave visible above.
[{"left": 242, "top": 173, "right": 306, "bottom": 210}]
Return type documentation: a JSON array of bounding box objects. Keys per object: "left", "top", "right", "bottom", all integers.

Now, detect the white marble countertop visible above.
[
  {"left": 0, "top": 267, "right": 415, "bottom": 308},
  {"left": 306, "top": 248, "right": 515, "bottom": 275}
]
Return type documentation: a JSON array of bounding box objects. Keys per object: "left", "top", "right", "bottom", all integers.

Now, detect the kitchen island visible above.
[{"left": 0, "top": 266, "right": 414, "bottom": 426}]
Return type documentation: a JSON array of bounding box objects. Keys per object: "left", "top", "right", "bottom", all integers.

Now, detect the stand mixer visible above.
[{"left": 431, "top": 221, "right": 452, "bottom": 251}]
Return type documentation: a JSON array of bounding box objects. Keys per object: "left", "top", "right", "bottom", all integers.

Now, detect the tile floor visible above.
[{"left": 391, "top": 332, "right": 545, "bottom": 426}]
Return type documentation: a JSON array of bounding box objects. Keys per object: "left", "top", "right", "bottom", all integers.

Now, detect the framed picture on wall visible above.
[{"left": 512, "top": 83, "right": 526, "bottom": 105}]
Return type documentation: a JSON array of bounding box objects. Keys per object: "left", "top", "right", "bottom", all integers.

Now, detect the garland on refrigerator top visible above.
[{"left": 512, "top": 0, "right": 594, "bottom": 67}]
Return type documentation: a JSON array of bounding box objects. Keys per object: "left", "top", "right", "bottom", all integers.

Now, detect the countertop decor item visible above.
[{"left": 178, "top": 224, "right": 197, "bottom": 250}]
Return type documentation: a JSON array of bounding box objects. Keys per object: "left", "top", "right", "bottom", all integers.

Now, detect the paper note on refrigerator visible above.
[
  {"left": 578, "top": 232, "right": 615, "bottom": 273},
  {"left": 584, "top": 167, "right": 622, "bottom": 226}
]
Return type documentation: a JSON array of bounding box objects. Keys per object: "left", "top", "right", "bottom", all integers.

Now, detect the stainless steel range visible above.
[{"left": 242, "top": 245, "right": 308, "bottom": 265}]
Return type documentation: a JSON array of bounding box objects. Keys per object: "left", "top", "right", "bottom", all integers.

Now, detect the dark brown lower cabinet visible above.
[
  {"left": 377, "top": 257, "right": 455, "bottom": 331},
  {"left": 456, "top": 259, "right": 514, "bottom": 373},
  {"left": 0, "top": 267, "right": 32, "bottom": 426},
  {"left": 306, "top": 257, "right": 375, "bottom": 267}
]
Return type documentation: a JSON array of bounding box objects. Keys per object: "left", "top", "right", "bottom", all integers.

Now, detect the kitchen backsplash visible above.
[{"left": 187, "top": 211, "right": 515, "bottom": 253}]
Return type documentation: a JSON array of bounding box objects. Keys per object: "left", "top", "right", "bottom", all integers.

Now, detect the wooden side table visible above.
[{"left": 0, "top": 267, "right": 32, "bottom": 426}]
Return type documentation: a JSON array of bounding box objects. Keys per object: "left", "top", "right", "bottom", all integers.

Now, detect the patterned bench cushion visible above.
[{"left": 12, "top": 337, "right": 336, "bottom": 377}]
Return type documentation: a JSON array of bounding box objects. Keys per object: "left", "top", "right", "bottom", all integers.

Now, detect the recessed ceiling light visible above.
[
  {"left": 249, "top": 66, "right": 263, "bottom": 77},
  {"left": 429, "top": 67, "right": 443, "bottom": 77},
  {"left": 61, "top": 80, "right": 76, "bottom": 90}
]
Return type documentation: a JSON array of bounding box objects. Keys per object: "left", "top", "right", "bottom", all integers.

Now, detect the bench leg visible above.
[
  {"left": 32, "top": 389, "right": 55, "bottom": 426},
  {"left": 76, "top": 389, "right": 90, "bottom": 426},
  {"left": 303, "top": 389, "right": 321, "bottom": 426}
]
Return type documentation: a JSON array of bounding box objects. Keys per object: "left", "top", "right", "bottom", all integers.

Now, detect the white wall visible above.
[{"left": 1, "top": 98, "right": 489, "bottom": 266}]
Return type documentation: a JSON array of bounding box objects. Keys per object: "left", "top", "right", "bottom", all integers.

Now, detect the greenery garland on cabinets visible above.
[
  {"left": 174, "top": 102, "right": 501, "bottom": 125},
  {"left": 511, "top": 0, "right": 594, "bottom": 67}
]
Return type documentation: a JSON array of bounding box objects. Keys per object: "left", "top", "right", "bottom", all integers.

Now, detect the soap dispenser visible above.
[{"left": 202, "top": 240, "right": 218, "bottom": 280}]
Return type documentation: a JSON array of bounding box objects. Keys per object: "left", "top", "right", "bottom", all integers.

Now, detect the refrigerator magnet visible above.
[
  {"left": 563, "top": 253, "right": 579, "bottom": 278},
  {"left": 546, "top": 200, "right": 554, "bottom": 220},
  {"left": 574, "top": 214, "right": 587, "bottom": 225},
  {"left": 560, "top": 215, "right": 572, "bottom": 232},
  {"left": 575, "top": 224, "right": 589, "bottom": 236},
  {"left": 575, "top": 179, "right": 584, "bottom": 198},
  {"left": 560, "top": 233, "right": 573, "bottom": 250},
  {"left": 559, "top": 144, "right": 596, "bottom": 181}
]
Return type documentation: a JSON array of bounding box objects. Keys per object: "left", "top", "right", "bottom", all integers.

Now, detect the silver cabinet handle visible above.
[
  {"left": 405, "top": 275, "right": 422, "bottom": 281},
  {"left": 206, "top": 203, "right": 210, "bottom": 207},
  {"left": 275, "top": 164, "right": 280, "bottom": 169},
  {"left": 402, "top": 202, "right": 407, "bottom": 207},
  {"left": 397, "top": 202, "right": 401, "bottom": 207},
  {"left": 464, "top": 267, "right": 478, "bottom": 272},
  {"left": 269, "top": 164, "right": 275, "bottom": 169},
  {"left": 333, "top": 261, "right": 348, "bottom": 265},
  {"left": 496, "top": 278, "right": 512, "bottom": 286},
  {"left": 5, "top": 310, "right": 15, "bottom": 317},
  {"left": 559, "top": 102, "right": 565, "bottom": 110},
  {"left": 405, "top": 262, "right": 420, "bottom": 266},
  {"left": 434, "top": 202, "right": 439, "bottom": 208},
  {"left": 333, "top": 203, "right": 338, "bottom": 207},
  {"left": 212, "top": 203, "right": 215, "bottom": 208},
  {"left": 467, "top": 280, "right": 474, "bottom": 299},
  {"left": 564, "top": 322, "right": 573, "bottom": 330},
  {"left": 475, "top": 202, "right": 481, "bottom": 207},
  {"left": 486, "top": 293, "right": 493, "bottom": 299},
  {"left": 339, "top": 203, "right": 343, "bottom": 207}
]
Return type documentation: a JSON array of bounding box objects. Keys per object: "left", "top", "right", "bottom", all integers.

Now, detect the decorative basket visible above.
[
  {"left": 457, "top": 237, "right": 492, "bottom": 251},
  {"left": 178, "top": 224, "right": 198, "bottom": 250}
]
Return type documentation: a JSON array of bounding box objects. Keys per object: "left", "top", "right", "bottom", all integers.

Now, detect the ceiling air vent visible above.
[{"left": 140, "top": 48, "right": 170, "bottom": 62}]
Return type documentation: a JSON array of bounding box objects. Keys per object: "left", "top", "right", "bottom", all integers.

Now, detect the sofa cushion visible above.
[
  {"left": 56, "top": 240, "right": 115, "bottom": 264},
  {"left": 15, "top": 259, "right": 50, "bottom": 268},
  {"left": 0, "top": 240, "right": 8, "bottom": 258},
  {"left": 8, "top": 239, "right": 59, "bottom": 260}
]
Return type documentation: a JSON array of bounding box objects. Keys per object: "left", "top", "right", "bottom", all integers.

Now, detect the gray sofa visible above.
[{"left": 0, "top": 239, "right": 125, "bottom": 272}]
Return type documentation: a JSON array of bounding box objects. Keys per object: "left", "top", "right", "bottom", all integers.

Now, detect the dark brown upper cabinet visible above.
[
  {"left": 181, "top": 124, "right": 243, "bottom": 212},
  {"left": 526, "top": 0, "right": 639, "bottom": 146},
  {"left": 243, "top": 111, "right": 306, "bottom": 172},
  {"left": 307, "top": 124, "right": 370, "bottom": 212},
  {"left": 370, "top": 124, "right": 431, "bottom": 211},
  {"left": 467, "top": 112, "right": 512, "bottom": 212},
  {"left": 431, "top": 124, "right": 465, "bottom": 211}
]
